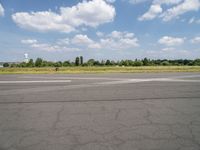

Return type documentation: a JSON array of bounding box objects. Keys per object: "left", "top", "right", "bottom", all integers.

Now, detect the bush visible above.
[{"left": 3, "top": 63, "right": 9, "bottom": 67}]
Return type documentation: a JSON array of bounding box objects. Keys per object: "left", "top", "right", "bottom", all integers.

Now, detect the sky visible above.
[{"left": 0, "top": 0, "right": 200, "bottom": 62}]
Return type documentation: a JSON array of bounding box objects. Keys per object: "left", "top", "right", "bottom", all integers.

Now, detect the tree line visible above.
[{"left": 3, "top": 56, "right": 200, "bottom": 67}]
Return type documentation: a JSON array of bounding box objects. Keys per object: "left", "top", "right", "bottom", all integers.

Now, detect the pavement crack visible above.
[
  {"left": 114, "top": 108, "right": 122, "bottom": 120},
  {"left": 52, "top": 105, "right": 65, "bottom": 129}
]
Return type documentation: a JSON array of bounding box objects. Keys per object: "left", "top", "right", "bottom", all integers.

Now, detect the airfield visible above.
[{"left": 0, "top": 72, "right": 200, "bottom": 150}]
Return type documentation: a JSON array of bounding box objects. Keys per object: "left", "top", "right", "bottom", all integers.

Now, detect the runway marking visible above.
[
  {"left": 172, "top": 75, "right": 200, "bottom": 79},
  {"left": 20, "top": 75, "right": 200, "bottom": 82},
  {"left": 0, "top": 80, "right": 71, "bottom": 84},
  {"left": 0, "top": 75, "right": 200, "bottom": 95},
  {"left": 20, "top": 76, "right": 127, "bottom": 81},
  {"left": 97, "top": 78, "right": 200, "bottom": 85}
]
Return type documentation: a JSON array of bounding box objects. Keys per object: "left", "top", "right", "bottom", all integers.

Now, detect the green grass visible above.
[{"left": 0, "top": 66, "right": 200, "bottom": 74}]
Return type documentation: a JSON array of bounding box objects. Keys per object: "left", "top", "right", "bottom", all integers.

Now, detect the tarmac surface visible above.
[{"left": 0, "top": 72, "right": 200, "bottom": 150}]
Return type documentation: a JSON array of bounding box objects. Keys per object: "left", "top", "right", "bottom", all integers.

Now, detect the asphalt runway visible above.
[{"left": 0, "top": 72, "right": 200, "bottom": 150}]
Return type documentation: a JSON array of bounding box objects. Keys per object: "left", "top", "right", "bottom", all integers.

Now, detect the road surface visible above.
[{"left": 0, "top": 73, "right": 200, "bottom": 150}]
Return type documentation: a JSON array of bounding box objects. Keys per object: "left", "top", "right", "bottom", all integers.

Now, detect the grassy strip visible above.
[{"left": 0, "top": 66, "right": 200, "bottom": 74}]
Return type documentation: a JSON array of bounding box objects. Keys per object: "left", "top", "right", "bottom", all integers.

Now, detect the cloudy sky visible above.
[{"left": 0, "top": 0, "right": 200, "bottom": 61}]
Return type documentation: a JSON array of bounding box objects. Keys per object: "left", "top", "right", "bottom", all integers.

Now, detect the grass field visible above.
[{"left": 0, "top": 66, "right": 200, "bottom": 74}]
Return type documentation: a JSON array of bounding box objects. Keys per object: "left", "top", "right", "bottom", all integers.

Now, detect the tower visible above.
[{"left": 24, "top": 53, "right": 29, "bottom": 63}]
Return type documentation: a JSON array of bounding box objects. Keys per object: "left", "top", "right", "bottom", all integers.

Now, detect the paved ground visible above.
[{"left": 0, "top": 73, "right": 200, "bottom": 150}]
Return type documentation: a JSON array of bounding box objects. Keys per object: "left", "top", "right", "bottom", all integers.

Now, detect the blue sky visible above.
[{"left": 0, "top": 0, "right": 200, "bottom": 62}]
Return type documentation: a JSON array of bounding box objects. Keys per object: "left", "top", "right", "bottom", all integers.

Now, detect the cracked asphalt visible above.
[{"left": 0, "top": 73, "right": 200, "bottom": 150}]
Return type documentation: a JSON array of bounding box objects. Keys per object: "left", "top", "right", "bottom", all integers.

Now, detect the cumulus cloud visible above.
[
  {"left": 138, "top": 0, "right": 200, "bottom": 21},
  {"left": 138, "top": 4, "right": 162, "bottom": 21},
  {"left": 99, "top": 31, "right": 139, "bottom": 50},
  {"left": 161, "top": 0, "right": 200, "bottom": 21},
  {"left": 71, "top": 34, "right": 94, "bottom": 45},
  {"left": 21, "top": 31, "right": 139, "bottom": 51},
  {"left": 71, "top": 34, "right": 101, "bottom": 49},
  {"left": 138, "top": 0, "right": 183, "bottom": 21},
  {"left": 0, "top": 3, "right": 4, "bottom": 16},
  {"left": 12, "top": 0, "right": 115, "bottom": 33},
  {"left": 158, "top": 36, "right": 185, "bottom": 46},
  {"left": 70, "top": 31, "right": 139, "bottom": 50},
  {"left": 191, "top": 37, "right": 200, "bottom": 44}
]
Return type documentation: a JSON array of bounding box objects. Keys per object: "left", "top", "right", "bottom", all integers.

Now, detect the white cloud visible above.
[
  {"left": 138, "top": 0, "right": 183, "bottom": 21},
  {"left": 71, "top": 34, "right": 101, "bottom": 49},
  {"left": 99, "top": 31, "right": 139, "bottom": 50},
  {"left": 109, "top": 30, "right": 125, "bottom": 38},
  {"left": 153, "top": 0, "right": 183, "bottom": 5},
  {"left": 138, "top": 4, "right": 162, "bottom": 21},
  {"left": 21, "top": 30, "right": 139, "bottom": 51},
  {"left": 69, "top": 31, "right": 139, "bottom": 50},
  {"left": 161, "top": 47, "right": 175, "bottom": 52},
  {"left": 0, "top": 3, "right": 4, "bottom": 17},
  {"left": 158, "top": 36, "right": 185, "bottom": 46},
  {"left": 188, "top": 17, "right": 200, "bottom": 24},
  {"left": 88, "top": 43, "right": 102, "bottom": 49},
  {"left": 129, "top": 0, "right": 182, "bottom": 5},
  {"left": 129, "top": 0, "right": 150, "bottom": 5},
  {"left": 21, "top": 38, "right": 80, "bottom": 52},
  {"left": 12, "top": 11, "right": 74, "bottom": 33},
  {"left": 105, "top": 0, "right": 116, "bottom": 3},
  {"left": 12, "top": 0, "right": 115, "bottom": 33},
  {"left": 189, "top": 17, "right": 195, "bottom": 24},
  {"left": 31, "top": 43, "right": 60, "bottom": 51},
  {"left": 71, "top": 34, "right": 94, "bottom": 45},
  {"left": 161, "top": 0, "right": 200, "bottom": 21},
  {"left": 21, "top": 39, "right": 38, "bottom": 44},
  {"left": 138, "top": 0, "right": 200, "bottom": 21},
  {"left": 96, "top": 31, "right": 104, "bottom": 37},
  {"left": 56, "top": 38, "right": 70, "bottom": 45},
  {"left": 191, "top": 37, "right": 200, "bottom": 44}
]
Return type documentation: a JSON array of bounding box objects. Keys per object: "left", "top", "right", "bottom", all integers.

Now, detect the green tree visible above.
[
  {"left": 75, "top": 57, "right": 80, "bottom": 66},
  {"left": 3, "top": 63, "right": 9, "bottom": 67},
  {"left": 87, "top": 59, "right": 95, "bottom": 66},
  {"left": 27, "top": 59, "right": 34, "bottom": 67},
  {"left": 54, "top": 62, "right": 62, "bottom": 67},
  {"left": 10, "top": 63, "right": 17, "bottom": 68},
  {"left": 161, "top": 61, "right": 170, "bottom": 66},
  {"left": 19, "top": 62, "right": 27, "bottom": 67},
  {"left": 35, "top": 58, "right": 43, "bottom": 67},
  {"left": 63, "top": 61, "right": 71, "bottom": 67},
  {"left": 193, "top": 59, "right": 200, "bottom": 66},
  {"left": 134, "top": 60, "right": 143, "bottom": 66},
  {"left": 94, "top": 61, "right": 100, "bottom": 66},
  {"left": 143, "top": 58, "right": 149, "bottom": 66},
  {"left": 105, "top": 60, "right": 111, "bottom": 66},
  {"left": 41, "top": 61, "right": 49, "bottom": 67},
  {"left": 80, "top": 56, "right": 83, "bottom": 65}
]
